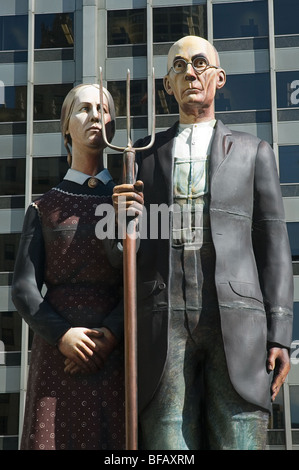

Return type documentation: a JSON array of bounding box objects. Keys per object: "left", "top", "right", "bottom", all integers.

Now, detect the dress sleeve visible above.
[
  {"left": 102, "top": 297, "right": 124, "bottom": 341},
  {"left": 11, "top": 204, "right": 72, "bottom": 345}
]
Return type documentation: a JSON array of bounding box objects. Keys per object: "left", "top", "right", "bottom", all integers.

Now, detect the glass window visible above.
[
  {"left": 213, "top": 1, "right": 268, "bottom": 40},
  {"left": 34, "top": 84, "right": 73, "bottom": 120},
  {"left": 290, "top": 385, "right": 299, "bottom": 428},
  {"left": 0, "top": 393, "right": 19, "bottom": 436},
  {"left": 268, "top": 388, "right": 285, "bottom": 446},
  {"left": 279, "top": 146, "right": 299, "bottom": 184},
  {"left": 153, "top": 5, "right": 207, "bottom": 43},
  {"left": 287, "top": 222, "right": 299, "bottom": 261},
  {"left": 108, "top": 79, "right": 179, "bottom": 117},
  {"left": 0, "top": 157, "right": 68, "bottom": 199},
  {"left": 107, "top": 153, "right": 123, "bottom": 183},
  {"left": 276, "top": 72, "right": 299, "bottom": 109},
  {"left": 215, "top": 73, "right": 271, "bottom": 112},
  {"left": 0, "top": 312, "right": 22, "bottom": 351},
  {"left": 110, "top": 75, "right": 271, "bottom": 117},
  {"left": 0, "top": 15, "right": 28, "bottom": 51},
  {"left": 33, "top": 157, "right": 69, "bottom": 195},
  {"left": 291, "top": 303, "right": 299, "bottom": 385},
  {"left": 35, "top": 13, "right": 74, "bottom": 49},
  {"left": 271, "top": 389, "right": 285, "bottom": 429},
  {"left": 292, "top": 303, "right": 299, "bottom": 344},
  {"left": 108, "top": 80, "right": 148, "bottom": 117},
  {"left": 0, "top": 159, "right": 25, "bottom": 195},
  {"left": 0, "top": 84, "right": 72, "bottom": 123},
  {"left": 156, "top": 79, "right": 178, "bottom": 115},
  {"left": 0, "top": 86, "right": 27, "bottom": 122},
  {"left": 108, "top": 9, "right": 146, "bottom": 45},
  {"left": 274, "top": 0, "right": 299, "bottom": 36},
  {"left": 0, "top": 234, "right": 20, "bottom": 272}
]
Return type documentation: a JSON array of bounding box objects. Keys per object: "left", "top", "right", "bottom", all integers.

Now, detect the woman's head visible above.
[{"left": 60, "top": 84, "right": 116, "bottom": 165}]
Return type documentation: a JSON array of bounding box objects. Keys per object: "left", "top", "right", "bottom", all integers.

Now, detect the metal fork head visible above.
[{"left": 99, "top": 67, "right": 156, "bottom": 153}]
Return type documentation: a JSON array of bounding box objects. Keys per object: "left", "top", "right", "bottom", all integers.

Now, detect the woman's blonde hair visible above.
[{"left": 60, "top": 83, "right": 116, "bottom": 166}]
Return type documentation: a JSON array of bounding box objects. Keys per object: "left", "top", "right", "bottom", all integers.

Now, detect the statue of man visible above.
[{"left": 113, "top": 36, "right": 293, "bottom": 450}]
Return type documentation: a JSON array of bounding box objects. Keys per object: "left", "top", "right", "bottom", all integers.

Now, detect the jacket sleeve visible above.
[
  {"left": 11, "top": 204, "right": 72, "bottom": 345},
  {"left": 252, "top": 140, "right": 293, "bottom": 348}
]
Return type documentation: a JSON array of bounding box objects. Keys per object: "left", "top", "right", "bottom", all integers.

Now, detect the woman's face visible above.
[{"left": 67, "top": 86, "right": 113, "bottom": 154}]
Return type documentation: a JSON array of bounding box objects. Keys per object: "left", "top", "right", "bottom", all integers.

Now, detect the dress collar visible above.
[{"left": 63, "top": 168, "right": 113, "bottom": 186}]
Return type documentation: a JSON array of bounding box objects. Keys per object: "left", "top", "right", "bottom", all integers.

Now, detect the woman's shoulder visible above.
[{"left": 31, "top": 185, "right": 60, "bottom": 206}]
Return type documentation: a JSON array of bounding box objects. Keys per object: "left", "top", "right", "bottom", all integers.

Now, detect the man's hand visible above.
[
  {"left": 267, "top": 347, "right": 291, "bottom": 401},
  {"left": 112, "top": 180, "right": 144, "bottom": 223},
  {"left": 91, "top": 327, "right": 118, "bottom": 363}
]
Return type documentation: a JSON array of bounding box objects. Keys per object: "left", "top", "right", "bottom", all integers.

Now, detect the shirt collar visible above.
[
  {"left": 178, "top": 119, "right": 217, "bottom": 131},
  {"left": 63, "top": 168, "right": 113, "bottom": 186}
]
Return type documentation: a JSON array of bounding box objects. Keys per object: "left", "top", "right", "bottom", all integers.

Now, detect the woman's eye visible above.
[{"left": 98, "top": 105, "right": 108, "bottom": 114}]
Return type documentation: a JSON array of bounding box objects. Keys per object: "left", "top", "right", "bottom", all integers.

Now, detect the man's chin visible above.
[{"left": 182, "top": 97, "right": 206, "bottom": 110}]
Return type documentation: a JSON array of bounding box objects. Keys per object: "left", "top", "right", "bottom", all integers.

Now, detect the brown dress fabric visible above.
[{"left": 20, "top": 181, "right": 125, "bottom": 450}]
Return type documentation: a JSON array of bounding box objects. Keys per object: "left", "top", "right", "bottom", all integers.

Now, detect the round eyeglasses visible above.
[{"left": 168, "top": 56, "right": 220, "bottom": 75}]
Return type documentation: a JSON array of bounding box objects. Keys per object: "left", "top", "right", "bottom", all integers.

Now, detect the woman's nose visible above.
[{"left": 91, "top": 105, "right": 100, "bottom": 121}]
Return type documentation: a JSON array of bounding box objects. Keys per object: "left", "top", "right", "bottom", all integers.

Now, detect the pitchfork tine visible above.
[
  {"left": 99, "top": 67, "right": 125, "bottom": 152},
  {"left": 126, "top": 69, "right": 132, "bottom": 148},
  {"left": 99, "top": 67, "right": 155, "bottom": 153}
]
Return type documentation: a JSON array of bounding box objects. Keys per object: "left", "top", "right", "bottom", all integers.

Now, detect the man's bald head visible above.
[
  {"left": 163, "top": 35, "right": 225, "bottom": 123},
  {"left": 166, "top": 36, "right": 220, "bottom": 73}
]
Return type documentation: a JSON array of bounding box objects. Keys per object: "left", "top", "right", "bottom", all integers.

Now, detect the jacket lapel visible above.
[
  {"left": 210, "top": 120, "right": 233, "bottom": 182},
  {"left": 157, "top": 122, "right": 178, "bottom": 205}
]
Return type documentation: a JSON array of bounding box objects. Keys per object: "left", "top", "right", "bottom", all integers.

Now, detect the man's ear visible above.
[
  {"left": 163, "top": 75, "right": 174, "bottom": 95},
  {"left": 216, "top": 69, "right": 226, "bottom": 90}
]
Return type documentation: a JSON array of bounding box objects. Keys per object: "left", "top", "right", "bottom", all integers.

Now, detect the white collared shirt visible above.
[
  {"left": 172, "top": 119, "right": 216, "bottom": 248},
  {"left": 63, "top": 168, "right": 113, "bottom": 186}
]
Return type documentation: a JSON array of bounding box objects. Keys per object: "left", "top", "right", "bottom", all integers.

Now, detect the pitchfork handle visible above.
[{"left": 123, "top": 147, "right": 138, "bottom": 450}]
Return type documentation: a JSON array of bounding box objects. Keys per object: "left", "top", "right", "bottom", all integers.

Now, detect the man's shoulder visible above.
[
  {"left": 217, "top": 120, "right": 262, "bottom": 145},
  {"left": 217, "top": 121, "right": 275, "bottom": 160}
]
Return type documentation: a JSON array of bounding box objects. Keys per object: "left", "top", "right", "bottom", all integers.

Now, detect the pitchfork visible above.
[{"left": 99, "top": 67, "right": 156, "bottom": 450}]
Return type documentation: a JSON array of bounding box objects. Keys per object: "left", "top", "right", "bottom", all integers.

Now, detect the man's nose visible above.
[{"left": 184, "top": 63, "right": 197, "bottom": 81}]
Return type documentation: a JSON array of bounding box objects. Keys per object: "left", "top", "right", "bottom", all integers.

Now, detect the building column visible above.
[
  {"left": 147, "top": 0, "right": 154, "bottom": 136},
  {"left": 19, "top": 0, "right": 35, "bottom": 448},
  {"left": 82, "top": 0, "right": 98, "bottom": 83},
  {"left": 268, "top": 0, "right": 279, "bottom": 166},
  {"left": 207, "top": 0, "right": 213, "bottom": 44}
]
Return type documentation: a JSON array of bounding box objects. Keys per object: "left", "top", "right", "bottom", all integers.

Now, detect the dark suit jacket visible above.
[{"left": 134, "top": 120, "right": 293, "bottom": 413}]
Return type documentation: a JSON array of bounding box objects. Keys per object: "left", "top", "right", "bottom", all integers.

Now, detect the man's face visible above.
[{"left": 163, "top": 36, "right": 225, "bottom": 121}]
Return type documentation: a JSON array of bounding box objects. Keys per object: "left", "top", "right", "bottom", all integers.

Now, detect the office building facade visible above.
[{"left": 0, "top": 0, "right": 298, "bottom": 450}]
